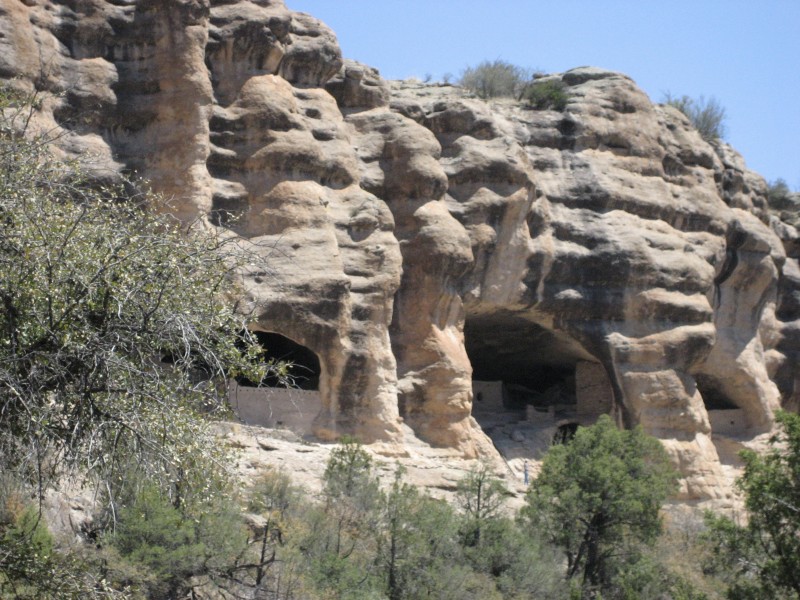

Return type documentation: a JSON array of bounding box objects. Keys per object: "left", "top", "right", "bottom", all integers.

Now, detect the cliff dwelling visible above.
[
  {"left": 238, "top": 331, "right": 322, "bottom": 391},
  {"left": 229, "top": 331, "right": 323, "bottom": 433},
  {"left": 695, "top": 374, "right": 749, "bottom": 436},
  {"left": 464, "top": 313, "right": 614, "bottom": 428},
  {"left": 4, "top": 0, "right": 795, "bottom": 502}
]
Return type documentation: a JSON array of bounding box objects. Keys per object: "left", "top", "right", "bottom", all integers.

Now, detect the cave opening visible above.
[
  {"left": 237, "top": 331, "right": 321, "bottom": 391},
  {"left": 695, "top": 374, "right": 738, "bottom": 410},
  {"left": 552, "top": 422, "right": 579, "bottom": 445},
  {"left": 695, "top": 374, "right": 748, "bottom": 435},
  {"left": 465, "top": 313, "right": 595, "bottom": 416}
]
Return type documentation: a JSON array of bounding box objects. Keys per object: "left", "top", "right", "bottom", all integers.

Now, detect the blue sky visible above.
[{"left": 288, "top": 1, "right": 799, "bottom": 189}]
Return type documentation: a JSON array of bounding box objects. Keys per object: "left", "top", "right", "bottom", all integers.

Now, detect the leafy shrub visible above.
[
  {"left": 460, "top": 60, "right": 531, "bottom": 99},
  {"left": 704, "top": 411, "right": 800, "bottom": 600},
  {"left": 664, "top": 93, "right": 727, "bottom": 141},
  {"left": 523, "top": 78, "right": 569, "bottom": 111},
  {"left": 767, "top": 178, "right": 796, "bottom": 211},
  {"left": 766, "top": 178, "right": 800, "bottom": 228},
  {"left": 0, "top": 84, "right": 282, "bottom": 509},
  {"left": 455, "top": 463, "right": 508, "bottom": 548},
  {"left": 522, "top": 415, "right": 678, "bottom": 598},
  {"left": 0, "top": 490, "right": 121, "bottom": 599},
  {"left": 0, "top": 503, "right": 55, "bottom": 597},
  {"left": 0, "top": 83, "right": 286, "bottom": 599},
  {"left": 106, "top": 482, "right": 248, "bottom": 599}
]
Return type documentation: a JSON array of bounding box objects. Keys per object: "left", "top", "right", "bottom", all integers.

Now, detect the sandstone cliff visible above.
[{"left": 2, "top": 0, "right": 798, "bottom": 500}]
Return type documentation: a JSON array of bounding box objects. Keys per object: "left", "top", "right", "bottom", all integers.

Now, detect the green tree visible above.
[
  {"left": 460, "top": 60, "right": 532, "bottom": 99},
  {"left": 704, "top": 411, "right": 800, "bottom": 600},
  {"left": 303, "top": 439, "right": 384, "bottom": 598},
  {"left": 105, "top": 482, "right": 248, "bottom": 599},
  {"left": 0, "top": 84, "right": 280, "bottom": 500},
  {"left": 454, "top": 464, "right": 565, "bottom": 599},
  {"left": 521, "top": 415, "right": 677, "bottom": 599},
  {"left": 455, "top": 463, "right": 508, "bottom": 548},
  {"left": 243, "top": 468, "right": 301, "bottom": 595},
  {"left": 378, "top": 467, "right": 475, "bottom": 600},
  {"left": 663, "top": 93, "right": 727, "bottom": 142},
  {"left": 0, "top": 83, "right": 285, "bottom": 598}
]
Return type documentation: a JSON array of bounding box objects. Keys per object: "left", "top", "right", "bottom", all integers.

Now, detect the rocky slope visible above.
[{"left": 2, "top": 0, "right": 798, "bottom": 501}]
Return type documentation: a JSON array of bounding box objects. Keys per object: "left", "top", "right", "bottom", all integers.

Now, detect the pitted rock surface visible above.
[{"left": 3, "top": 0, "right": 798, "bottom": 500}]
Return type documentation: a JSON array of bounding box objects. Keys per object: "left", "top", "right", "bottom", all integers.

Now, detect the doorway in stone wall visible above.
[{"left": 230, "top": 331, "right": 323, "bottom": 432}]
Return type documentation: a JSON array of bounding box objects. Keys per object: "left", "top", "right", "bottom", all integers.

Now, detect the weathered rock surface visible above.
[{"left": 3, "top": 0, "right": 798, "bottom": 500}]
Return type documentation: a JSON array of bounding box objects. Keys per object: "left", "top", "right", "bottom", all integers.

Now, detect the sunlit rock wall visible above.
[{"left": 3, "top": 0, "right": 798, "bottom": 498}]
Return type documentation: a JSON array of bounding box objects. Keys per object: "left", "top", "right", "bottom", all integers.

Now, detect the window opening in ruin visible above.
[
  {"left": 237, "top": 331, "right": 321, "bottom": 390},
  {"left": 552, "top": 422, "right": 578, "bottom": 445}
]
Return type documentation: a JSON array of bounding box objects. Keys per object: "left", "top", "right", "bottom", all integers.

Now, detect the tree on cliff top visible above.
[
  {"left": 460, "top": 60, "right": 532, "bottom": 99},
  {"left": 521, "top": 415, "right": 677, "bottom": 599},
  {"left": 664, "top": 93, "right": 727, "bottom": 142}
]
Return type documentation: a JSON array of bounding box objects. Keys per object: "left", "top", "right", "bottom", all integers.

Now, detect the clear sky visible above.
[{"left": 288, "top": 1, "right": 799, "bottom": 189}]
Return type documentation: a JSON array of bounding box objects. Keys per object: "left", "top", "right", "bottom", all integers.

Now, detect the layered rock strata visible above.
[{"left": 3, "top": 0, "right": 798, "bottom": 499}]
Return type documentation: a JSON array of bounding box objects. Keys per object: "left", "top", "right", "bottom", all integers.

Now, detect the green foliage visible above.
[
  {"left": 0, "top": 82, "right": 290, "bottom": 599},
  {"left": 766, "top": 178, "right": 800, "bottom": 228},
  {"left": 663, "top": 93, "right": 727, "bottom": 142},
  {"left": 0, "top": 486, "right": 123, "bottom": 599},
  {"left": 1, "top": 503, "right": 54, "bottom": 597},
  {"left": 524, "top": 79, "right": 569, "bottom": 111},
  {"left": 105, "top": 480, "right": 248, "bottom": 599},
  {"left": 242, "top": 468, "right": 299, "bottom": 595},
  {"left": 704, "top": 411, "right": 800, "bottom": 599},
  {"left": 768, "top": 178, "right": 794, "bottom": 209},
  {"left": 4, "top": 504, "right": 54, "bottom": 560},
  {"left": 378, "top": 467, "right": 467, "bottom": 600},
  {"left": 610, "top": 549, "right": 711, "bottom": 600},
  {"left": 289, "top": 444, "right": 560, "bottom": 600},
  {"left": 451, "top": 465, "right": 564, "bottom": 599},
  {"left": 460, "top": 60, "right": 532, "bottom": 99},
  {"left": 323, "top": 437, "right": 381, "bottom": 507},
  {"left": 470, "top": 516, "right": 565, "bottom": 600},
  {"left": 455, "top": 463, "right": 508, "bottom": 547},
  {"left": 522, "top": 415, "right": 678, "bottom": 598},
  {"left": 302, "top": 439, "right": 383, "bottom": 598},
  {"left": 248, "top": 466, "right": 299, "bottom": 515},
  {"left": 0, "top": 84, "right": 280, "bottom": 505}
]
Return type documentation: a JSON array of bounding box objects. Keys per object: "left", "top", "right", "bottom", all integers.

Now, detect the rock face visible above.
[{"left": 3, "top": 0, "right": 798, "bottom": 499}]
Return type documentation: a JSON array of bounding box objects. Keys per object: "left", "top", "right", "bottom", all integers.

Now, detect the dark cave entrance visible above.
[
  {"left": 464, "top": 313, "right": 595, "bottom": 417},
  {"left": 237, "top": 331, "right": 321, "bottom": 391},
  {"left": 552, "top": 422, "right": 579, "bottom": 445},
  {"left": 695, "top": 374, "right": 738, "bottom": 411},
  {"left": 695, "top": 374, "right": 748, "bottom": 435}
]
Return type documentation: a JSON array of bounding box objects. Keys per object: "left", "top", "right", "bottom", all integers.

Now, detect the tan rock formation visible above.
[
  {"left": 386, "top": 70, "right": 795, "bottom": 499},
  {"left": 3, "top": 0, "right": 798, "bottom": 499}
]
